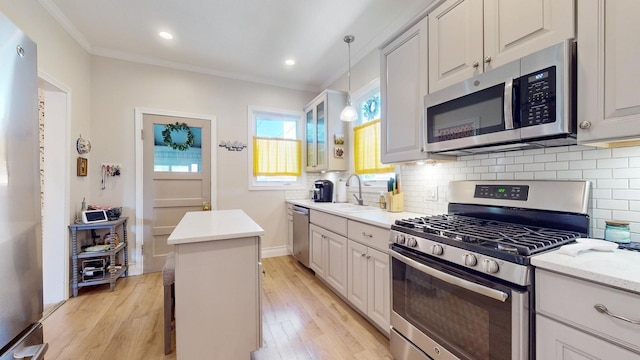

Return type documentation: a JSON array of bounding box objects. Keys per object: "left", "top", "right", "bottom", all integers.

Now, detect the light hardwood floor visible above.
[{"left": 43, "top": 256, "right": 392, "bottom": 360}]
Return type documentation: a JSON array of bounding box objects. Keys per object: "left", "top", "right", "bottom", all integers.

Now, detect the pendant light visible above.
[{"left": 340, "top": 35, "right": 358, "bottom": 122}]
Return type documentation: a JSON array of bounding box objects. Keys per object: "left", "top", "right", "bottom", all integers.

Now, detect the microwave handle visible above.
[
  {"left": 504, "top": 77, "right": 515, "bottom": 130},
  {"left": 390, "top": 249, "right": 509, "bottom": 302}
]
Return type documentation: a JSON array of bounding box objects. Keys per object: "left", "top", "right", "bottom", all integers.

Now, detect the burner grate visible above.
[{"left": 395, "top": 215, "right": 581, "bottom": 256}]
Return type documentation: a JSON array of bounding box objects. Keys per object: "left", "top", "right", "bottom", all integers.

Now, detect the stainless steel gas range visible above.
[{"left": 389, "top": 180, "right": 591, "bottom": 360}]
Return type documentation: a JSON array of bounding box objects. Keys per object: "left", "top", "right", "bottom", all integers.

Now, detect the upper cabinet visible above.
[
  {"left": 305, "top": 90, "right": 348, "bottom": 172},
  {"left": 428, "top": 0, "right": 575, "bottom": 93},
  {"left": 380, "top": 18, "right": 429, "bottom": 164},
  {"left": 380, "top": 17, "right": 453, "bottom": 163},
  {"left": 577, "top": 0, "right": 640, "bottom": 146}
]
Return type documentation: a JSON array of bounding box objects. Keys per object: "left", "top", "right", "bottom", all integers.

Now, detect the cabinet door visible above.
[
  {"left": 305, "top": 106, "right": 316, "bottom": 170},
  {"left": 381, "top": 17, "right": 428, "bottom": 163},
  {"left": 347, "top": 240, "right": 368, "bottom": 314},
  {"left": 367, "top": 247, "right": 390, "bottom": 334},
  {"left": 325, "top": 233, "right": 348, "bottom": 297},
  {"left": 577, "top": 0, "right": 640, "bottom": 145},
  {"left": 428, "top": 0, "right": 484, "bottom": 93},
  {"left": 315, "top": 99, "right": 327, "bottom": 170},
  {"left": 483, "top": 0, "right": 575, "bottom": 70},
  {"left": 309, "top": 225, "right": 326, "bottom": 278},
  {"left": 287, "top": 215, "right": 293, "bottom": 254},
  {"left": 536, "top": 315, "right": 640, "bottom": 360}
]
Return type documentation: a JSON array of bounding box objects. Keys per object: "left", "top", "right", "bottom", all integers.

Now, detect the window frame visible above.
[
  {"left": 349, "top": 79, "right": 395, "bottom": 188},
  {"left": 247, "top": 105, "right": 306, "bottom": 190}
]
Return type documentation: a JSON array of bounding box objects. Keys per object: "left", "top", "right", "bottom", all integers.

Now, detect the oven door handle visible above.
[{"left": 390, "top": 249, "right": 509, "bottom": 303}]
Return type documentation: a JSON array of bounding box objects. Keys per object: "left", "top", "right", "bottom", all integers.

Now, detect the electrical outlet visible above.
[
  {"left": 101, "top": 163, "right": 122, "bottom": 176},
  {"left": 425, "top": 186, "right": 438, "bottom": 201}
]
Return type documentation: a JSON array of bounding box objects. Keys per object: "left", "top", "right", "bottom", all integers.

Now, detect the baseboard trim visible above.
[{"left": 261, "top": 246, "right": 290, "bottom": 258}]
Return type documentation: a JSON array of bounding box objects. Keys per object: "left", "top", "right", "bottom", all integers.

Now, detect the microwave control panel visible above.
[
  {"left": 520, "top": 66, "right": 556, "bottom": 127},
  {"left": 474, "top": 185, "right": 529, "bottom": 201}
]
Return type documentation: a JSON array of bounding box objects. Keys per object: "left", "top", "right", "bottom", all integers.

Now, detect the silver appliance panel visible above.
[
  {"left": 448, "top": 180, "right": 591, "bottom": 215},
  {"left": 292, "top": 205, "right": 310, "bottom": 267},
  {"left": 0, "top": 12, "right": 46, "bottom": 358}
]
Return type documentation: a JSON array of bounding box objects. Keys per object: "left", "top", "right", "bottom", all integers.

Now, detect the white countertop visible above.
[
  {"left": 531, "top": 248, "right": 640, "bottom": 294},
  {"left": 286, "top": 199, "right": 424, "bottom": 228},
  {"left": 168, "top": 209, "right": 265, "bottom": 245}
]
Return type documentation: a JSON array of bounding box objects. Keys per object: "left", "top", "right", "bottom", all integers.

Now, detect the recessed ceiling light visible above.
[
  {"left": 159, "top": 31, "right": 174, "bottom": 40},
  {"left": 285, "top": 59, "right": 295, "bottom": 66}
]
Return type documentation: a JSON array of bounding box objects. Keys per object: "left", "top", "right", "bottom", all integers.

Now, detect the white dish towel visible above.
[{"left": 557, "top": 238, "right": 618, "bottom": 257}]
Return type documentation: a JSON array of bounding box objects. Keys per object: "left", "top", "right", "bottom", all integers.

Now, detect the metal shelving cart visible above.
[{"left": 69, "top": 217, "right": 128, "bottom": 297}]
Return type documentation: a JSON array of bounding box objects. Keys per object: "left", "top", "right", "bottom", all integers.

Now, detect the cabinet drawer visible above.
[
  {"left": 536, "top": 269, "right": 640, "bottom": 352},
  {"left": 310, "top": 210, "right": 347, "bottom": 237},
  {"left": 348, "top": 220, "right": 390, "bottom": 253}
]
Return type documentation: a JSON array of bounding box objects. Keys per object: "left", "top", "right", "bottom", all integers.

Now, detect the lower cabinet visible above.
[
  {"left": 535, "top": 269, "right": 640, "bottom": 359},
  {"left": 310, "top": 223, "right": 348, "bottom": 297},
  {"left": 347, "top": 239, "right": 390, "bottom": 335}
]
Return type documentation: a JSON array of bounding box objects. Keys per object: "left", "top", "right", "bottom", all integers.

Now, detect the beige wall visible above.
[
  {"left": 328, "top": 48, "right": 381, "bottom": 94},
  {"left": 1, "top": 0, "right": 92, "bottom": 226},
  {"left": 90, "top": 56, "right": 315, "bottom": 261}
]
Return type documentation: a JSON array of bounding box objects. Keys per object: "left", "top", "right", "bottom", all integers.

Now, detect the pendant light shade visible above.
[{"left": 340, "top": 35, "right": 358, "bottom": 122}]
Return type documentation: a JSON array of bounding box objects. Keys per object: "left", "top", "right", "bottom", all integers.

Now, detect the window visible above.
[
  {"left": 248, "top": 106, "right": 305, "bottom": 190},
  {"left": 153, "top": 124, "right": 202, "bottom": 173},
  {"left": 351, "top": 80, "right": 395, "bottom": 183}
]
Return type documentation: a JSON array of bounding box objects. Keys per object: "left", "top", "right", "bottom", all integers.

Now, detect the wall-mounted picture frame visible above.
[{"left": 77, "top": 157, "right": 88, "bottom": 176}]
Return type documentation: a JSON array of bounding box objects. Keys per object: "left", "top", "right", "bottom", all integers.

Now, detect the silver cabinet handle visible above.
[
  {"left": 484, "top": 56, "right": 492, "bottom": 64},
  {"left": 594, "top": 304, "right": 640, "bottom": 325},
  {"left": 362, "top": 232, "right": 373, "bottom": 238},
  {"left": 472, "top": 60, "right": 479, "bottom": 68},
  {"left": 579, "top": 121, "right": 592, "bottom": 130}
]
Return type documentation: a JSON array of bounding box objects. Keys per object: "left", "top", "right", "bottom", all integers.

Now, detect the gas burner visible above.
[{"left": 393, "top": 214, "right": 582, "bottom": 256}]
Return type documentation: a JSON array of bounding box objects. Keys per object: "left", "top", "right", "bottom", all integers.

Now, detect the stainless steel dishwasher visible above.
[{"left": 292, "top": 205, "right": 310, "bottom": 267}]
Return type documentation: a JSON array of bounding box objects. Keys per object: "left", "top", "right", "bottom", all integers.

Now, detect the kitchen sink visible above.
[{"left": 329, "top": 203, "right": 381, "bottom": 213}]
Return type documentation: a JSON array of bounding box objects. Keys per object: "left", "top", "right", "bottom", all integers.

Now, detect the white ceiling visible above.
[{"left": 39, "top": 0, "right": 433, "bottom": 92}]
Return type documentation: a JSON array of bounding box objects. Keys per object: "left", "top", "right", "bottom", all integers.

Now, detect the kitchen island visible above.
[{"left": 168, "top": 209, "right": 264, "bottom": 360}]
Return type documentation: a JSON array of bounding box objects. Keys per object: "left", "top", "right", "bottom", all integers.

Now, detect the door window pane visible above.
[{"left": 153, "top": 124, "right": 202, "bottom": 172}]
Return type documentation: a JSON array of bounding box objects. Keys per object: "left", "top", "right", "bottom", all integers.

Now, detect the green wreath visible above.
[{"left": 162, "top": 122, "right": 194, "bottom": 151}]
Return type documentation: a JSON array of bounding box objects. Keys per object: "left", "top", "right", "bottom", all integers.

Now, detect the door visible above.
[
  {"left": 347, "top": 240, "right": 368, "bottom": 315},
  {"left": 484, "top": 0, "right": 575, "bottom": 71},
  {"left": 381, "top": 17, "right": 428, "bottom": 163},
  {"left": 309, "top": 224, "right": 326, "bottom": 278},
  {"left": 142, "top": 114, "right": 211, "bottom": 273},
  {"left": 325, "top": 232, "right": 347, "bottom": 297},
  {"left": 367, "top": 247, "right": 390, "bottom": 333},
  {"left": 428, "top": 0, "right": 484, "bottom": 93}
]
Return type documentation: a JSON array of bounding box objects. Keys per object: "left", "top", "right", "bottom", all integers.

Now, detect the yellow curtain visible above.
[
  {"left": 253, "top": 137, "right": 302, "bottom": 176},
  {"left": 353, "top": 119, "right": 395, "bottom": 174}
]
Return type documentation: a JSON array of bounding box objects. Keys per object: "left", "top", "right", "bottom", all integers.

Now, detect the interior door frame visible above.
[{"left": 134, "top": 107, "right": 217, "bottom": 275}]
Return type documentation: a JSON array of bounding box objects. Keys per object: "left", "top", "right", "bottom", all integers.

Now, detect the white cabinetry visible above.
[
  {"left": 535, "top": 269, "right": 640, "bottom": 359},
  {"left": 287, "top": 203, "right": 293, "bottom": 254},
  {"left": 381, "top": 17, "right": 428, "bottom": 163},
  {"left": 305, "top": 90, "right": 348, "bottom": 172},
  {"left": 309, "top": 210, "right": 348, "bottom": 297},
  {"left": 577, "top": 0, "right": 640, "bottom": 146},
  {"left": 347, "top": 220, "right": 391, "bottom": 335},
  {"left": 428, "top": 0, "right": 575, "bottom": 93}
]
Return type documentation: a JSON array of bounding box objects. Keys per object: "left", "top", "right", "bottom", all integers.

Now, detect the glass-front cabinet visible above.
[{"left": 304, "top": 90, "right": 348, "bottom": 172}]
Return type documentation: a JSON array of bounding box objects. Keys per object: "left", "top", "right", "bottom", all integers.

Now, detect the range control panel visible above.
[{"left": 474, "top": 185, "right": 529, "bottom": 201}]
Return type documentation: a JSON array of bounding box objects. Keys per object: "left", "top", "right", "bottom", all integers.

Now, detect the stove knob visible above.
[
  {"left": 483, "top": 259, "right": 500, "bottom": 274},
  {"left": 431, "top": 244, "right": 444, "bottom": 256},
  {"left": 407, "top": 237, "right": 418, "bottom": 248},
  {"left": 462, "top": 253, "right": 477, "bottom": 266},
  {"left": 396, "top": 234, "right": 406, "bottom": 245}
]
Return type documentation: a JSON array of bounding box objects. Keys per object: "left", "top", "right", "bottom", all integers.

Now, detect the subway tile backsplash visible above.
[{"left": 400, "top": 145, "right": 640, "bottom": 242}]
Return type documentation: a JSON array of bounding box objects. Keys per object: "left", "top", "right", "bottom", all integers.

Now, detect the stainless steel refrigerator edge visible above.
[{"left": 0, "top": 12, "right": 48, "bottom": 360}]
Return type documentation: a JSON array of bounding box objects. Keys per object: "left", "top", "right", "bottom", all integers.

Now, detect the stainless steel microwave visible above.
[{"left": 424, "top": 40, "right": 576, "bottom": 155}]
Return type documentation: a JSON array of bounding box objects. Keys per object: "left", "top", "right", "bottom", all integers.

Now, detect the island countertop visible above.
[{"left": 168, "top": 209, "right": 265, "bottom": 245}]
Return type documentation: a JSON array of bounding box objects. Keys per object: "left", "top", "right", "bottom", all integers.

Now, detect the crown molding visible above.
[{"left": 37, "top": 0, "right": 92, "bottom": 52}]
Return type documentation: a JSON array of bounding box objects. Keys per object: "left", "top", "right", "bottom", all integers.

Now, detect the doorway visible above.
[
  {"left": 134, "top": 108, "right": 217, "bottom": 273},
  {"left": 39, "top": 74, "right": 71, "bottom": 312}
]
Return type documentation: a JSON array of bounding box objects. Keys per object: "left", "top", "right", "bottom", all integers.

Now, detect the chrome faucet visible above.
[{"left": 345, "top": 174, "right": 363, "bottom": 205}]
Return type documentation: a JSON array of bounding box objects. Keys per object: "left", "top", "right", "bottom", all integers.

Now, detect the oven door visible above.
[{"left": 389, "top": 246, "right": 529, "bottom": 360}]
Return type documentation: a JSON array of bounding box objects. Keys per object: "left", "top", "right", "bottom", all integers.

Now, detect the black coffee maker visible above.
[{"left": 313, "top": 180, "right": 334, "bottom": 202}]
